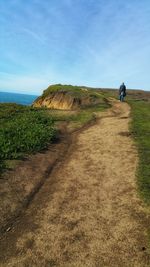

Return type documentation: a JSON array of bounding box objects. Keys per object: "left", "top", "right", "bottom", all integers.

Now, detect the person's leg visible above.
[{"left": 120, "top": 92, "right": 123, "bottom": 102}]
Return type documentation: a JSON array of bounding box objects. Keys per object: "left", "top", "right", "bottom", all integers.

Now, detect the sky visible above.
[{"left": 0, "top": 0, "right": 150, "bottom": 95}]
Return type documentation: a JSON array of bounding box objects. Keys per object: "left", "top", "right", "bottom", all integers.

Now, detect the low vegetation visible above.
[
  {"left": 0, "top": 96, "right": 109, "bottom": 173},
  {"left": 67, "top": 102, "right": 109, "bottom": 130},
  {"left": 39, "top": 84, "right": 100, "bottom": 99},
  {"left": 0, "top": 104, "right": 56, "bottom": 172},
  {"left": 129, "top": 100, "right": 150, "bottom": 204}
]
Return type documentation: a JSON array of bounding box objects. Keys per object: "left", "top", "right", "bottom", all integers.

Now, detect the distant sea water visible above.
[{"left": 0, "top": 91, "right": 38, "bottom": 106}]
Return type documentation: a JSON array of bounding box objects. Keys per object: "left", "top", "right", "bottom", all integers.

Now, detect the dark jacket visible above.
[{"left": 119, "top": 84, "right": 126, "bottom": 97}]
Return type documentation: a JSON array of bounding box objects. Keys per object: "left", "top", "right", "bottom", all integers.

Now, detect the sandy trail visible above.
[{"left": 0, "top": 100, "right": 150, "bottom": 267}]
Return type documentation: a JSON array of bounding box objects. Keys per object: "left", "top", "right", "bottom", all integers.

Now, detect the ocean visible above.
[{"left": 0, "top": 91, "right": 38, "bottom": 106}]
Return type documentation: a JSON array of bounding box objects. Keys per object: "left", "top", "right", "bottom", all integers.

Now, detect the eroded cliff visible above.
[{"left": 33, "top": 84, "right": 103, "bottom": 110}]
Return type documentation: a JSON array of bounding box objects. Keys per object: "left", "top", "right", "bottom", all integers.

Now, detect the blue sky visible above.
[{"left": 0, "top": 0, "right": 150, "bottom": 94}]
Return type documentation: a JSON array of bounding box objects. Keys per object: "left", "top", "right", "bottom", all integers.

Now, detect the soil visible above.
[
  {"left": 0, "top": 99, "right": 150, "bottom": 267},
  {"left": 0, "top": 122, "right": 71, "bottom": 234}
]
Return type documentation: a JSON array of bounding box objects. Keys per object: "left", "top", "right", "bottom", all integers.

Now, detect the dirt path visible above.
[{"left": 0, "top": 100, "right": 150, "bottom": 267}]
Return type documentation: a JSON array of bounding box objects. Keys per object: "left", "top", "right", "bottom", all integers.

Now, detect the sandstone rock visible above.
[{"left": 33, "top": 84, "right": 102, "bottom": 110}]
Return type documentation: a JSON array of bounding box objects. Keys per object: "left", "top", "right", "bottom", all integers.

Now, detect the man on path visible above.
[{"left": 119, "top": 82, "right": 126, "bottom": 102}]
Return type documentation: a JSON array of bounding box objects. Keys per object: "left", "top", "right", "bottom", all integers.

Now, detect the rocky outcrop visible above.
[
  {"left": 33, "top": 85, "right": 102, "bottom": 110},
  {"left": 33, "top": 91, "right": 80, "bottom": 110}
]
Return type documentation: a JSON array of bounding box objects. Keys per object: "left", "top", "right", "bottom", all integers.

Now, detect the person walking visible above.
[{"left": 119, "top": 82, "right": 126, "bottom": 102}]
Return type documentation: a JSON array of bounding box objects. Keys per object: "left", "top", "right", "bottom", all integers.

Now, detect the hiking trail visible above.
[{"left": 0, "top": 99, "right": 149, "bottom": 267}]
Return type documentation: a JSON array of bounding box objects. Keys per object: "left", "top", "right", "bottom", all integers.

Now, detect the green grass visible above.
[
  {"left": 67, "top": 102, "right": 109, "bottom": 129},
  {"left": 36, "top": 84, "right": 103, "bottom": 101},
  {"left": 45, "top": 102, "right": 109, "bottom": 130},
  {"left": 0, "top": 98, "right": 109, "bottom": 174},
  {"left": 129, "top": 100, "right": 150, "bottom": 204},
  {"left": 0, "top": 104, "right": 56, "bottom": 172}
]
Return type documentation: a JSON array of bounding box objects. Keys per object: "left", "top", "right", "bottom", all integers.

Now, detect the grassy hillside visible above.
[{"left": 129, "top": 100, "right": 150, "bottom": 204}]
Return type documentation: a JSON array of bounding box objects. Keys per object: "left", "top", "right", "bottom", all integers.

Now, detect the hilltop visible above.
[{"left": 33, "top": 84, "right": 107, "bottom": 110}]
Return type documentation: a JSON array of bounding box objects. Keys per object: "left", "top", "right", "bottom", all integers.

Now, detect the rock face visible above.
[
  {"left": 33, "top": 91, "right": 81, "bottom": 110},
  {"left": 33, "top": 85, "right": 102, "bottom": 110}
]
